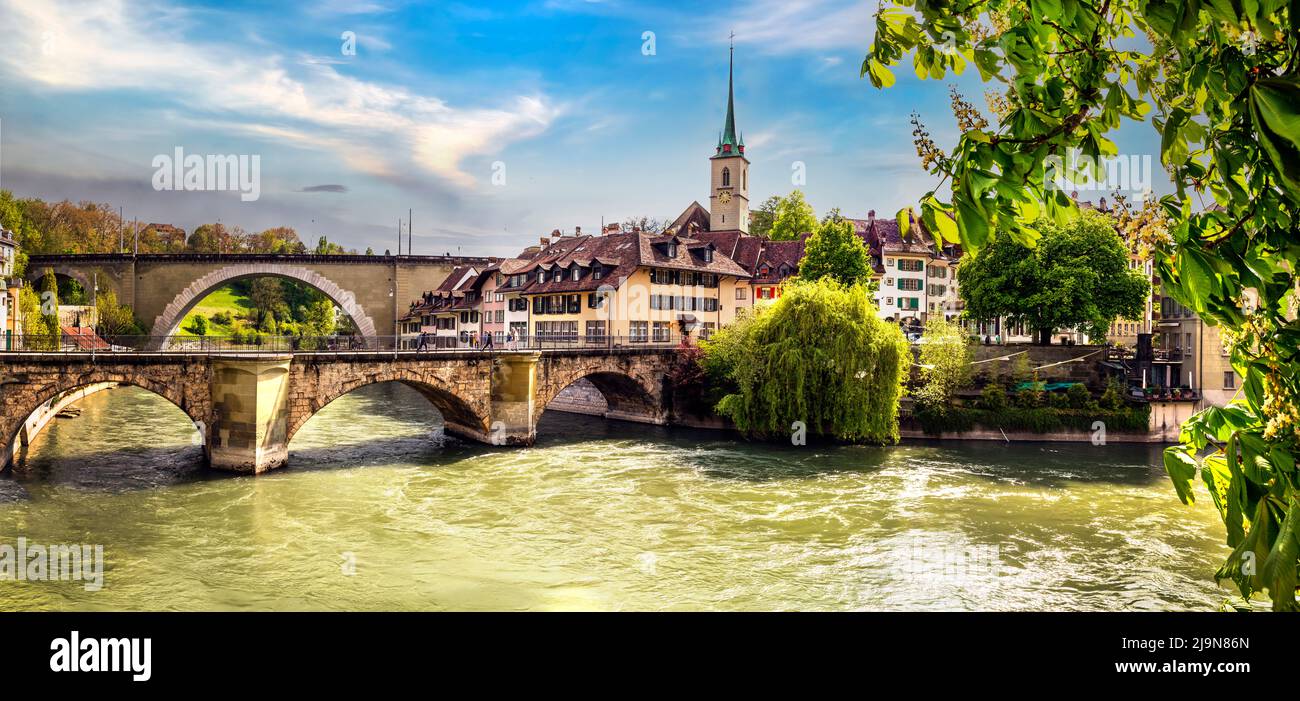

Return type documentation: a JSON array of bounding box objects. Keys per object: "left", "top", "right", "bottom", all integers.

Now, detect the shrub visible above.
[
  {"left": 1100, "top": 378, "right": 1126, "bottom": 410},
  {"left": 1066, "top": 382, "right": 1091, "bottom": 409},
  {"left": 980, "top": 383, "right": 1007, "bottom": 411}
]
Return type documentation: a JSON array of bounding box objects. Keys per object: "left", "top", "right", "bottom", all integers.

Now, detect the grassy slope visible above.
[{"left": 175, "top": 285, "right": 252, "bottom": 338}]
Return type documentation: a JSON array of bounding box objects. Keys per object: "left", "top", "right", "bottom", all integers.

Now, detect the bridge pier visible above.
[
  {"left": 486, "top": 352, "right": 540, "bottom": 445},
  {"left": 207, "top": 356, "right": 292, "bottom": 474}
]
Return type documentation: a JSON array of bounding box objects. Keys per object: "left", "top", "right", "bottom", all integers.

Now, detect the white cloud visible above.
[
  {"left": 1, "top": 0, "right": 561, "bottom": 189},
  {"left": 695, "top": 0, "right": 872, "bottom": 53}
]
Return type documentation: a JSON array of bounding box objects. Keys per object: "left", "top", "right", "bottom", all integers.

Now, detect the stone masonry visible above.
[{"left": 1, "top": 348, "right": 676, "bottom": 474}]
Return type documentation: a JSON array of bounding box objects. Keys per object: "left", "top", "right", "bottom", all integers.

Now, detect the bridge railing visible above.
[{"left": 0, "top": 333, "right": 693, "bottom": 354}]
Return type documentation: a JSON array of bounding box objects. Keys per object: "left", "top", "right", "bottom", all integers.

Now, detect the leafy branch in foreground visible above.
[{"left": 867, "top": 1, "right": 1300, "bottom": 610}]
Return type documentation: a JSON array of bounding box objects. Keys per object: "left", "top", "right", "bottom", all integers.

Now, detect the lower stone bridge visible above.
[{"left": 0, "top": 349, "right": 675, "bottom": 473}]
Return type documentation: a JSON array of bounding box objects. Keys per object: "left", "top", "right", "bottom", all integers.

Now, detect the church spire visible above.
[{"left": 714, "top": 35, "right": 744, "bottom": 159}]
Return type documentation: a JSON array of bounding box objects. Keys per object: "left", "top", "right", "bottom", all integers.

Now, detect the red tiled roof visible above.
[
  {"left": 506, "top": 230, "right": 751, "bottom": 295},
  {"left": 61, "top": 326, "right": 110, "bottom": 350},
  {"left": 751, "top": 238, "right": 806, "bottom": 284}
]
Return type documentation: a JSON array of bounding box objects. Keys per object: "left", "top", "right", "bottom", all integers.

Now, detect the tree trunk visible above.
[{"left": 1036, "top": 328, "right": 1053, "bottom": 345}]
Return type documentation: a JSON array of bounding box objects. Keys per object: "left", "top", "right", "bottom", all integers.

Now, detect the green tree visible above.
[
  {"left": 797, "top": 217, "right": 873, "bottom": 286},
  {"left": 314, "top": 236, "right": 345, "bottom": 255},
  {"left": 19, "top": 286, "right": 55, "bottom": 349},
  {"left": 768, "top": 190, "right": 817, "bottom": 241},
  {"left": 248, "top": 278, "right": 285, "bottom": 326},
  {"left": 703, "top": 278, "right": 909, "bottom": 443},
  {"left": 40, "top": 269, "right": 59, "bottom": 338},
  {"left": 748, "top": 195, "right": 781, "bottom": 238},
  {"left": 188, "top": 314, "right": 208, "bottom": 336},
  {"left": 299, "top": 298, "right": 336, "bottom": 336},
  {"left": 187, "top": 223, "right": 224, "bottom": 253},
  {"left": 912, "top": 317, "right": 972, "bottom": 413},
  {"left": 94, "top": 289, "right": 141, "bottom": 337},
  {"left": 958, "top": 211, "right": 1148, "bottom": 345},
  {"left": 867, "top": 1, "right": 1300, "bottom": 610}
]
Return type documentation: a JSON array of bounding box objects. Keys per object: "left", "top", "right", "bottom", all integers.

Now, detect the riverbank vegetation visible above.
[
  {"left": 913, "top": 379, "right": 1151, "bottom": 436},
  {"left": 867, "top": 1, "right": 1300, "bottom": 610},
  {"left": 700, "top": 278, "right": 909, "bottom": 443}
]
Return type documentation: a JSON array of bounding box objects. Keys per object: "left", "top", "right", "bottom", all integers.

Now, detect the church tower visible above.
[{"left": 710, "top": 41, "right": 749, "bottom": 233}]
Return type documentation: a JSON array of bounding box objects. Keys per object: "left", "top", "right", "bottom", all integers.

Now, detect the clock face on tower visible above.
[{"left": 718, "top": 190, "right": 732, "bottom": 204}]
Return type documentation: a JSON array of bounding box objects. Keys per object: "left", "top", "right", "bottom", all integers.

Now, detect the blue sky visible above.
[{"left": 0, "top": 0, "right": 1168, "bottom": 257}]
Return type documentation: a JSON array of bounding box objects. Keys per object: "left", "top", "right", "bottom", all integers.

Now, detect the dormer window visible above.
[
  {"left": 703, "top": 248, "right": 714, "bottom": 263},
  {"left": 666, "top": 244, "right": 677, "bottom": 257},
  {"left": 537, "top": 269, "right": 546, "bottom": 284},
  {"left": 571, "top": 267, "right": 581, "bottom": 281},
  {"left": 592, "top": 265, "right": 603, "bottom": 280},
  {"left": 760, "top": 265, "right": 770, "bottom": 276}
]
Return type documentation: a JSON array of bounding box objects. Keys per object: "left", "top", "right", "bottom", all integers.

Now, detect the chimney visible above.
[
  {"left": 868, "top": 209, "right": 876, "bottom": 220},
  {"left": 540, "top": 237, "right": 550, "bottom": 247},
  {"left": 574, "top": 226, "right": 581, "bottom": 235}
]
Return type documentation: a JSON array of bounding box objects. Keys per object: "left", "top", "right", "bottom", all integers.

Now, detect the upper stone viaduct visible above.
[{"left": 23, "top": 253, "right": 494, "bottom": 348}]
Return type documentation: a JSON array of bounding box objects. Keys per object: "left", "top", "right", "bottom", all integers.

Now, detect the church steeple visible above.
[
  {"left": 714, "top": 36, "right": 744, "bottom": 158},
  {"left": 709, "top": 36, "right": 749, "bottom": 233}
]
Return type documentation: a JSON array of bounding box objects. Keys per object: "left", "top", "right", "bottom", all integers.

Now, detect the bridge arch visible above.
[
  {"left": 285, "top": 368, "right": 489, "bottom": 446},
  {"left": 148, "top": 263, "right": 379, "bottom": 349},
  {"left": 32, "top": 267, "right": 93, "bottom": 294},
  {"left": 536, "top": 358, "right": 667, "bottom": 424},
  {"left": 1, "top": 375, "right": 206, "bottom": 468}
]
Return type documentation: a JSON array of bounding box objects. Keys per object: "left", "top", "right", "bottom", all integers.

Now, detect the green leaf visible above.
[
  {"left": 1271, "top": 446, "right": 1296, "bottom": 474},
  {"left": 955, "top": 194, "right": 990, "bottom": 251},
  {"left": 1176, "top": 247, "right": 1215, "bottom": 311},
  {"left": 865, "top": 57, "right": 896, "bottom": 88},
  {"left": 896, "top": 207, "right": 913, "bottom": 239},
  {"left": 1164, "top": 447, "right": 1199, "bottom": 505},
  {"left": 920, "top": 198, "right": 959, "bottom": 244},
  {"left": 1250, "top": 78, "right": 1300, "bottom": 201},
  {"left": 1261, "top": 501, "right": 1300, "bottom": 611}
]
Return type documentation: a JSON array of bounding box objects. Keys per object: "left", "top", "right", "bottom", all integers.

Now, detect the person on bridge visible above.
[
  {"left": 481, "top": 332, "right": 494, "bottom": 351},
  {"left": 417, "top": 332, "right": 429, "bottom": 352}
]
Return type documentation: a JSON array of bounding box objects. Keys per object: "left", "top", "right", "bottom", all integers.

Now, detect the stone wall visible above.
[{"left": 546, "top": 377, "right": 609, "bottom": 416}]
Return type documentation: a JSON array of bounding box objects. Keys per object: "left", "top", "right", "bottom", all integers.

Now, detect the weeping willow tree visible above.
[{"left": 703, "top": 278, "right": 909, "bottom": 443}]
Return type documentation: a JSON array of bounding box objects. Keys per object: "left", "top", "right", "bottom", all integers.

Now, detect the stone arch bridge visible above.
[
  {"left": 0, "top": 349, "right": 674, "bottom": 474},
  {"left": 24, "top": 253, "right": 493, "bottom": 348}
]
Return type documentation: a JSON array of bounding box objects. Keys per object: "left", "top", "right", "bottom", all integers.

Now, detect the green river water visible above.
[{"left": 0, "top": 383, "right": 1242, "bottom": 611}]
